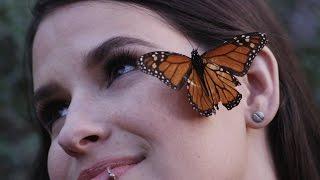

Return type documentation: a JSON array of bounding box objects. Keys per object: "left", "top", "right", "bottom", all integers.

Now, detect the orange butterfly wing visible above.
[
  {"left": 203, "top": 64, "right": 242, "bottom": 110},
  {"left": 201, "top": 32, "right": 268, "bottom": 76},
  {"left": 188, "top": 32, "right": 267, "bottom": 115},
  {"left": 187, "top": 69, "right": 216, "bottom": 116},
  {"left": 187, "top": 64, "right": 242, "bottom": 116},
  {"left": 137, "top": 51, "right": 192, "bottom": 90}
]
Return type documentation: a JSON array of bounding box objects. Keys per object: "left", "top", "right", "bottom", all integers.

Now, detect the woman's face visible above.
[{"left": 33, "top": 2, "right": 248, "bottom": 180}]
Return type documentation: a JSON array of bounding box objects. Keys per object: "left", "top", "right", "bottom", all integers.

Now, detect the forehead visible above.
[{"left": 32, "top": 1, "right": 191, "bottom": 90}]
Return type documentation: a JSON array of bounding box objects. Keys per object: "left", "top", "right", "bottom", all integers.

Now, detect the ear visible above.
[{"left": 243, "top": 46, "right": 280, "bottom": 129}]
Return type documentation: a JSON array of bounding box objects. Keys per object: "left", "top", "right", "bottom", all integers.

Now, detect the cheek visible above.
[
  {"left": 48, "top": 141, "right": 71, "bottom": 180},
  {"left": 116, "top": 75, "right": 248, "bottom": 179},
  {"left": 166, "top": 115, "right": 247, "bottom": 179},
  {"left": 154, "top": 110, "right": 248, "bottom": 179},
  {"left": 129, "top": 74, "right": 197, "bottom": 118},
  {"left": 200, "top": 109, "right": 248, "bottom": 179}
]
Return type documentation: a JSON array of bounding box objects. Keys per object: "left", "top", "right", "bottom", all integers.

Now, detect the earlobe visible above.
[{"left": 244, "top": 46, "right": 280, "bottom": 129}]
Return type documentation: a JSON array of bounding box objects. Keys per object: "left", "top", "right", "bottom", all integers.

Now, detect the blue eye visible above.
[
  {"left": 37, "top": 100, "right": 69, "bottom": 132},
  {"left": 104, "top": 50, "right": 139, "bottom": 87},
  {"left": 58, "top": 106, "right": 68, "bottom": 118},
  {"left": 117, "top": 65, "right": 136, "bottom": 75}
]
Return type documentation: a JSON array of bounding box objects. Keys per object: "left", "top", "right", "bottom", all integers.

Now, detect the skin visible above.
[{"left": 32, "top": 1, "right": 280, "bottom": 180}]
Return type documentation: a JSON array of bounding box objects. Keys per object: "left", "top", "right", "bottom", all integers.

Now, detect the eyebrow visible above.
[
  {"left": 33, "top": 36, "right": 156, "bottom": 106},
  {"left": 84, "top": 36, "right": 156, "bottom": 70}
]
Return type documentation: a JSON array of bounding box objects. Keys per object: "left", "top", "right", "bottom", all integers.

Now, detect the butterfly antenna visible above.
[{"left": 182, "top": 32, "right": 196, "bottom": 50}]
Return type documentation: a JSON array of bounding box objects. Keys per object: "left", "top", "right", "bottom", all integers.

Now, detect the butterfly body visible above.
[
  {"left": 190, "top": 49, "right": 211, "bottom": 97},
  {"left": 137, "top": 32, "right": 268, "bottom": 117}
]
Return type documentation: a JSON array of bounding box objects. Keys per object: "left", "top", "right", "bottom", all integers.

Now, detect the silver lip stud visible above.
[
  {"left": 107, "top": 167, "right": 117, "bottom": 180},
  {"left": 252, "top": 111, "right": 264, "bottom": 123}
]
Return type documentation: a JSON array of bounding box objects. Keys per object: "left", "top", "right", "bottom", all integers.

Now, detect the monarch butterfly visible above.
[{"left": 136, "top": 32, "right": 268, "bottom": 117}]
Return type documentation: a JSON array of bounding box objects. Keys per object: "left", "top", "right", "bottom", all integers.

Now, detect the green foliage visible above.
[
  {"left": 0, "top": 0, "right": 319, "bottom": 179},
  {"left": 0, "top": 1, "right": 38, "bottom": 179}
]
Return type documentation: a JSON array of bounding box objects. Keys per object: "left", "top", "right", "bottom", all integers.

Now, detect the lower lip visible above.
[{"left": 91, "top": 164, "right": 137, "bottom": 180}]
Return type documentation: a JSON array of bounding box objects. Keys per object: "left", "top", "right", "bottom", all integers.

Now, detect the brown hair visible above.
[{"left": 26, "top": 0, "right": 320, "bottom": 179}]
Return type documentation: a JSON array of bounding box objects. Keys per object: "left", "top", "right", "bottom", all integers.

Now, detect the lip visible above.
[{"left": 78, "top": 155, "right": 145, "bottom": 180}]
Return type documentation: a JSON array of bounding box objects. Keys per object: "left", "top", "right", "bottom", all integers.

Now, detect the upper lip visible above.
[{"left": 77, "top": 155, "right": 145, "bottom": 180}]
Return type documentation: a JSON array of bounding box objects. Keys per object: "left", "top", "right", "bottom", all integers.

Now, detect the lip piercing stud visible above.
[{"left": 107, "top": 167, "right": 117, "bottom": 180}]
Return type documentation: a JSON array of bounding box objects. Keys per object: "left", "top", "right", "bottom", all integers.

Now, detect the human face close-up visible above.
[{"left": 32, "top": 1, "right": 275, "bottom": 180}]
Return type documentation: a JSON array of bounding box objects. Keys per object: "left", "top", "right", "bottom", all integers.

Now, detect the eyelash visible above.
[
  {"left": 103, "top": 49, "right": 139, "bottom": 87},
  {"left": 36, "top": 100, "right": 69, "bottom": 132},
  {"left": 37, "top": 49, "right": 139, "bottom": 132}
]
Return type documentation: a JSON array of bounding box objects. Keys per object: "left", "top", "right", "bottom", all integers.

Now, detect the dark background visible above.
[{"left": 0, "top": 0, "right": 319, "bottom": 179}]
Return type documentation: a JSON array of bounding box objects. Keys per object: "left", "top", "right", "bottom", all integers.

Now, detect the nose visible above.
[{"left": 57, "top": 100, "right": 112, "bottom": 157}]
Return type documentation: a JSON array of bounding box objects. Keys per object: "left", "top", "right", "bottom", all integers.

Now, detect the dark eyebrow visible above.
[
  {"left": 84, "top": 36, "right": 156, "bottom": 70},
  {"left": 33, "top": 36, "right": 155, "bottom": 105}
]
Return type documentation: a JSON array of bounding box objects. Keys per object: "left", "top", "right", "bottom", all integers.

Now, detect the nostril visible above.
[
  {"left": 79, "top": 135, "right": 99, "bottom": 145},
  {"left": 86, "top": 135, "right": 99, "bottom": 142}
]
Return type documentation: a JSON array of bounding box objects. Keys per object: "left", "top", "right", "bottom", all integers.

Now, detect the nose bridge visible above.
[{"left": 57, "top": 90, "right": 112, "bottom": 157}]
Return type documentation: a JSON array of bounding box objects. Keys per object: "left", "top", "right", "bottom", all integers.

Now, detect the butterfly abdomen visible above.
[{"left": 191, "top": 49, "right": 211, "bottom": 96}]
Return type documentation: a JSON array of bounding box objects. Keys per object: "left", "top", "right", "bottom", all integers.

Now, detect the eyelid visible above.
[
  {"left": 102, "top": 48, "right": 140, "bottom": 86},
  {"left": 36, "top": 98, "right": 70, "bottom": 132},
  {"left": 103, "top": 48, "right": 140, "bottom": 66}
]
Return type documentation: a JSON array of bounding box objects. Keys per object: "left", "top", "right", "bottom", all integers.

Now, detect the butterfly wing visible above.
[
  {"left": 187, "top": 69, "right": 216, "bottom": 116},
  {"left": 137, "top": 51, "right": 192, "bottom": 90},
  {"left": 201, "top": 32, "right": 268, "bottom": 76},
  {"left": 203, "top": 64, "right": 242, "bottom": 111},
  {"left": 187, "top": 64, "right": 242, "bottom": 116},
  {"left": 192, "top": 32, "right": 267, "bottom": 113}
]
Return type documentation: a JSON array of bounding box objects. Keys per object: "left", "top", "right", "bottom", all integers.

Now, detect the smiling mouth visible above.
[{"left": 78, "top": 155, "right": 145, "bottom": 180}]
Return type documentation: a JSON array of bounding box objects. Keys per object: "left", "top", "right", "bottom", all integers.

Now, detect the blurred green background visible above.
[{"left": 0, "top": 0, "right": 319, "bottom": 179}]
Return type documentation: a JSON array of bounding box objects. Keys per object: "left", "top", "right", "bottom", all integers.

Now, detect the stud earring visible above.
[{"left": 251, "top": 111, "right": 264, "bottom": 123}]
